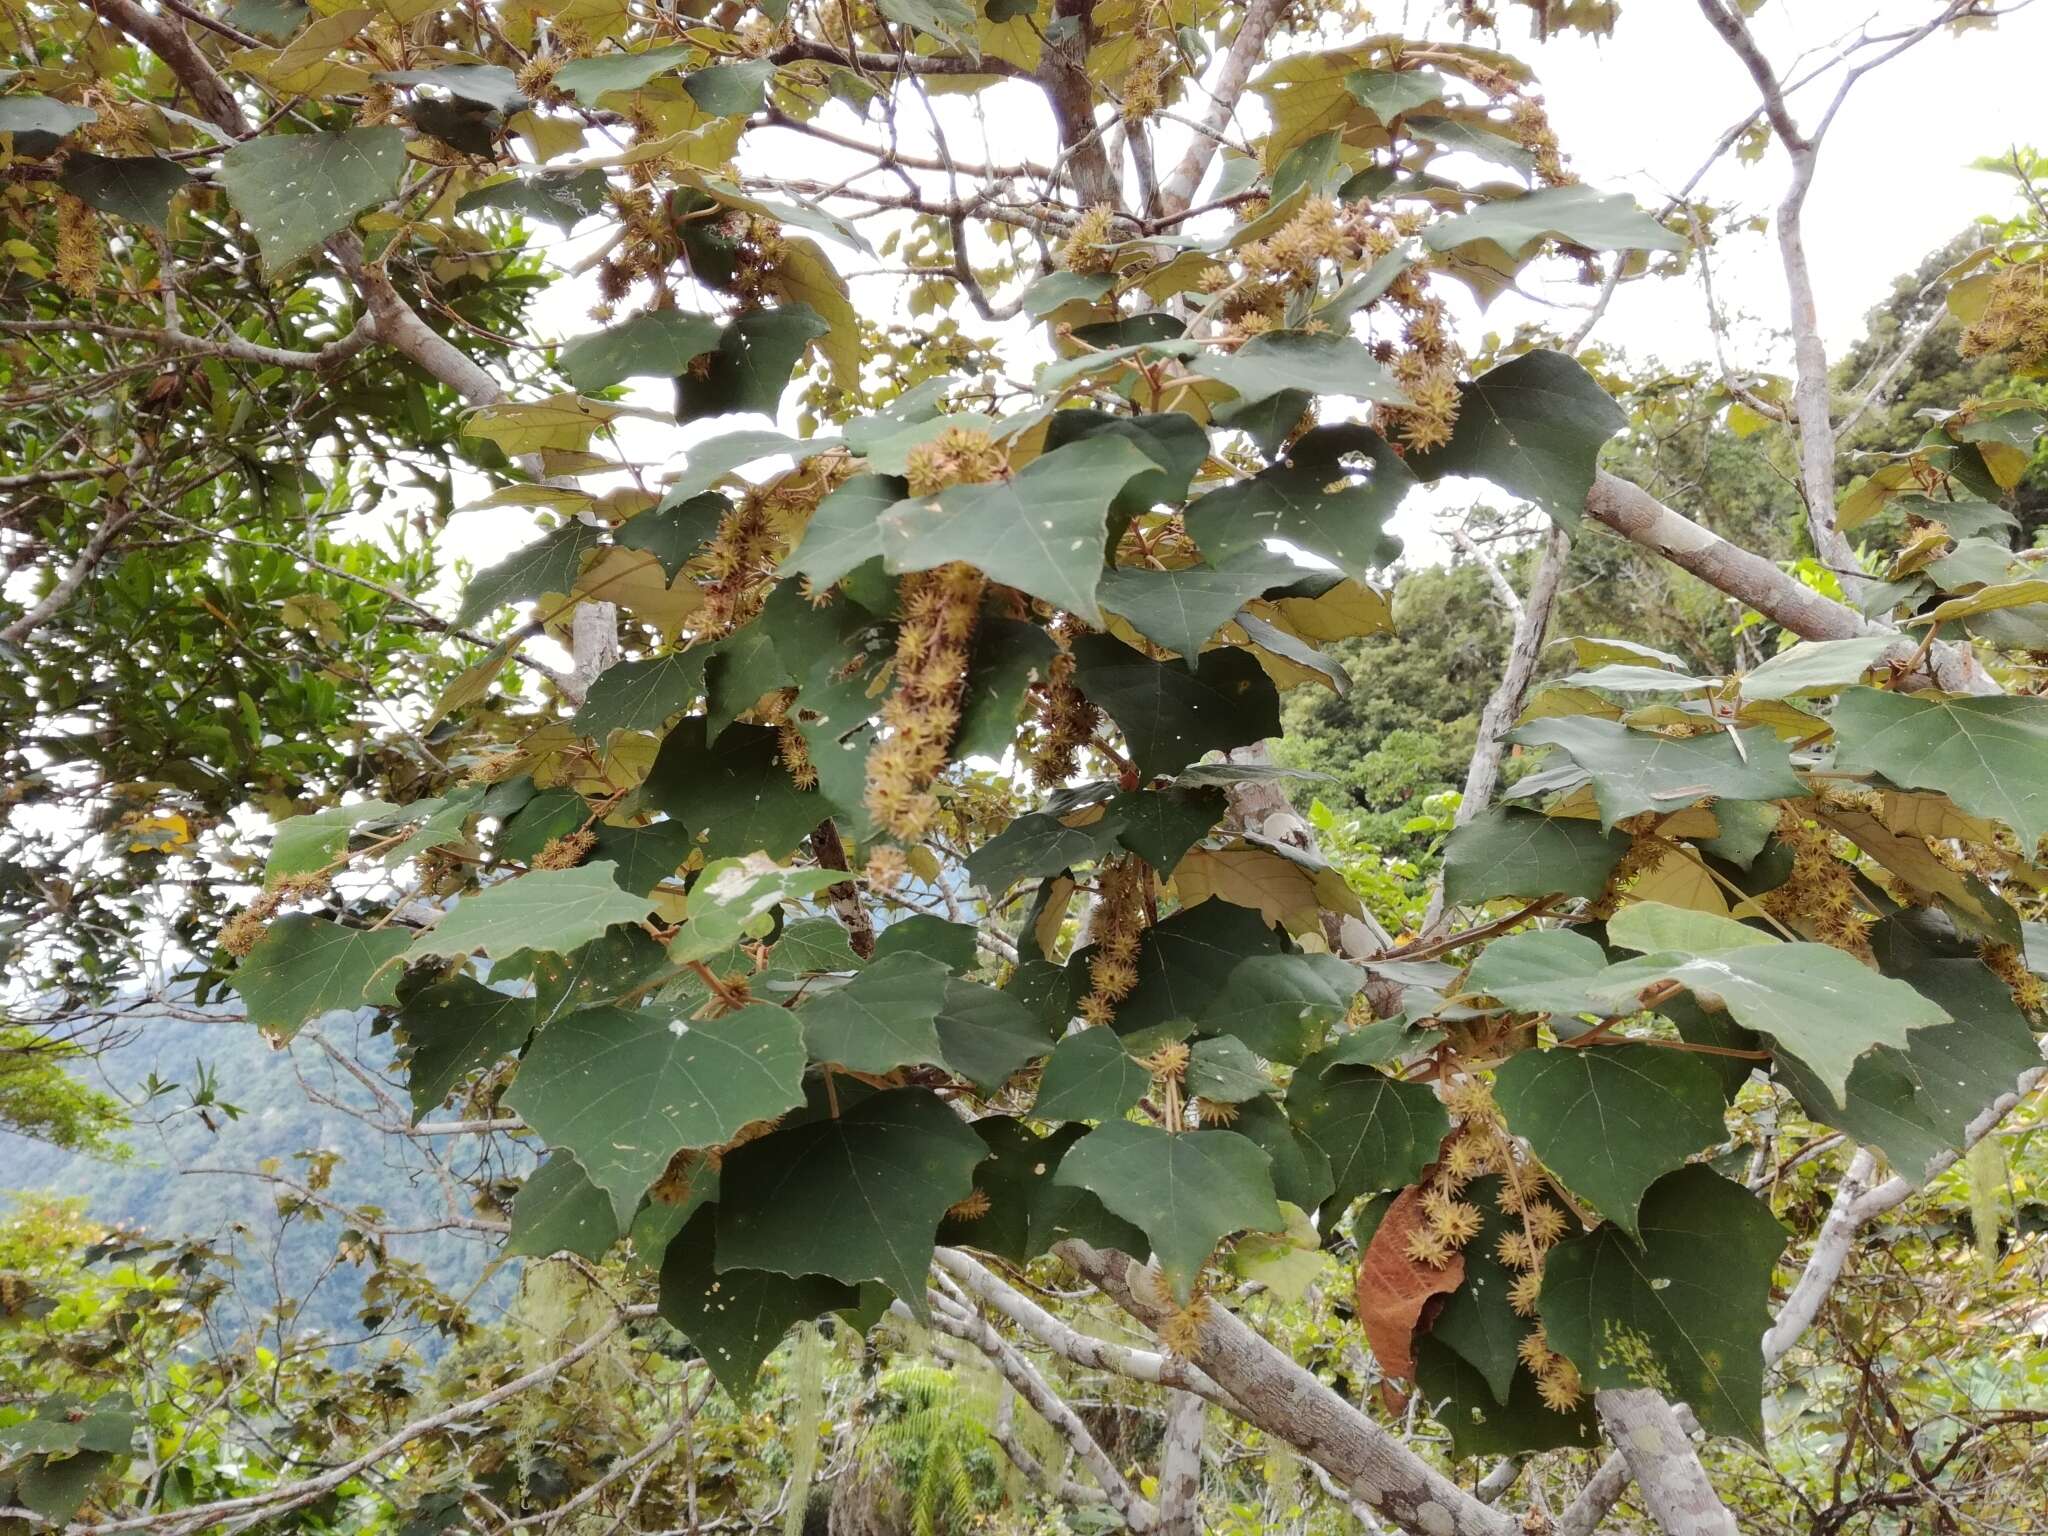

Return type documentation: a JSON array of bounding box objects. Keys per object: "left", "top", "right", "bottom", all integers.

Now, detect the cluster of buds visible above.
[
  {"left": 866, "top": 563, "right": 987, "bottom": 840},
  {"left": 1760, "top": 808, "right": 1873, "bottom": 956},
  {"left": 596, "top": 186, "right": 677, "bottom": 306},
  {"left": 1961, "top": 261, "right": 2048, "bottom": 373},
  {"left": 1030, "top": 626, "right": 1102, "bottom": 787},
  {"left": 532, "top": 829, "right": 596, "bottom": 870},
  {"left": 1081, "top": 855, "right": 1148, "bottom": 1026},
  {"left": 218, "top": 872, "right": 332, "bottom": 958},
  {"left": 697, "top": 494, "right": 786, "bottom": 634},
  {"left": 53, "top": 195, "right": 99, "bottom": 300},
  {"left": 1981, "top": 939, "right": 2048, "bottom": 1015},
  {"left": 1058, "top": 204, "right": 1121, "bottom": 275},
  {"left": 903, "top": 426, "right": 1007, "bottom": 496}
]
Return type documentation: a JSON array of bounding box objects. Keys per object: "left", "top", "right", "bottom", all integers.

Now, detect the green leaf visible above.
[
  {"left": 409, "top": 864, "right": 652, "bottom": 961},
  {"left": 716, "top": 1087, "right": 987, "bottom": 1318},
  {"left": 1344, "top": 68, "right": 1446, "bottom": 122},
  {"left": 455, "top": 522, "right": 604, "bottom": 628},
  {"left": 1055, "top": 1122, "right": 1283, "bottom": 1301},
  {"left": 397, "top": 975, "right": 536, "bottom": 1121},
  {"left": 265, "top": 797, "right": 401, "bottom": 879},
  {"left": 509, "top": 1001, "right": 807, "bottom": 1225},
  {"left": 676, "top": 307, "right": 829, "bottom": 421},
  {"left": 1110, "top": 900, "right": 1284, "bottom": 1044},
  {"left": 215, "top": 128, "right": 407, "bottom": 271},
  {"left": 1041, "top": 409, "right": 1210, "bottom": 538},
  {"left": 644, "top": 719, "right": 825, "bottom": 862},
  {"left": 1422, "top": 184, "right": 1682, "bottom": 259},
  {"left": 878, "top": 436, "right": 1161, "bottom": 623},
  {"left": 553, "top": 44, "right": 691, "bottom": 106},
  {"left": 1185, "top": 424, "right": 1411, "bottom": 582},
  {"left": 1099, "top": 548, "right": 1306, "bottom": 660},
  {"left": 1285, "top": 1067, "right": 1449, "bottom": 1218},
  {"left": 1540, "top": 1165, "right": 1786, "bottom": 1443},
  {"left": 457, "top": 168, "right": 612, "bottom": 231},
  {"left": 966, "top": 811, "right": 1119, "bottom": 891},
  {"left": 773, "top": 916, "right": 867, "bottom": 974},
  {"left": 668, "top": 857, "right": 847, "bottom": 964},
  {"left": 591, "top": 823, "right": 695, "bottom": 897},
  {"left": 496, "top": 790, "right": 586, "bottom": 863},
  {"left": 1494, "top": 1045, "right": 1727, "bottom": 1233},
  {"left": 14, "top": 1451, "right": 115, "bottom": 1522},
  {"left": 516, "top": 925, "right": 672, "bottom": 1024},
  {"left": 659, "top": 1208, "right": 856, "bottom": 1400},
  {"left": 1505, "top": 717, "right": 1804, "bottom": 829},
  {"left": 1427, "top": 1174, "right": 1529, "bottom": 1404},
  {"left": 1738, "top": 636, "right": 1894, "bottom": 700},
  {"left": 1313, "top": 1017, "right": 1445, "bottom": 1070},
  {"left": 1409, "top": 351, "right": 1626, "bottom": 531},
  {"left": 1831, "top": 689, "right": 2048, "bottom": 849},
  {"left": 935, "top": 979, "right": 1055, "bottom": 1093},
  {"left": 561, "top": 311, "right": 721, "bottom": 392},
  {"left": 1225, "top": 1097, "right": 1335, "bottom": 1211},
  {"left": 1191, "top": 332, "right": 1409, "bottom": 409},
  {"left": 1186, "top": 1036, "right": 1272, "bottom": 1102},
  {"left": 0, "top": 1396, "right": 133, "bottom": 1457},
  {"left": 506, "top": 1153, "right": 620, "bottom": 1261},
  {"left": 1020, "top": 270, "right": 1113, "bottom": 316},
  {"left": 572, "top": 651, "right": 709, "bottom": 740},
  {"left": 1200, "top": 952, "right": 1360, "bottom": 1064},
  {"left": 1033, "top": 1028, "right": 1151, "bottom": 1122},
  {"left": 801, "top": 953, "right": 951, "bottom": 1073},
  {"left": 378, "top": 62, "right": 527, "bottom": 110},
  {"left": 659, "top": 431, "right": 842, "bottom": 512},
  {"left": 1413, "top": 1337, "right": 1600, "bottom": 1460},
  {"left": 683, "top": 58, "right": 776, "bottom": 116},
  {"left": 1606, "top": 901, "right": 1772, "bottom": 956},
  {"left": 1441, "top": 806, "right": 1629, "bottom": 906},
  {"left": 874, "top": 914, "right": 979, "bottom": 970},
  {"left": 1107, "top": 785, "right": 1228, "bottom": 873},
  {"left": 617, "top": 492, "right": 727, "bottom": 579},
  {"left": 1070, "top": 636, "right": 1281, "bottom": 780},
  {"left": 232, "top": 916, "right": 409, "bottom": 1037},
  {"left": 58, "top": 152, "right": 191, "bottom": 228},
  {"left": 0, "top": 97, "right": 97, "bottom": 157},
  {"left": 878, "top": 0, "right": 976, "bottom": 44},
  {"left": 780, "top": 473, "right": 901, "bottom": 590},
  {"left": 957, "top": 618, "right": 1062, "bottom": 760},
  {"left": 1409, "top": 115, "right": 1538, "bottom": 177}
]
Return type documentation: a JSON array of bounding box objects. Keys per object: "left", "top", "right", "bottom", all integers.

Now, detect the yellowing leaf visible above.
[
  {"left": 572, "top": 547, "right": 705, "bottom": 639},
  {"left": 463, "top": 394, "right": 624, "bottom": 456}
]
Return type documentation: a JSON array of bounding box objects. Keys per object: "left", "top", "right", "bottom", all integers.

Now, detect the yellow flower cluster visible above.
[
  {"left": 1081, "top": 855, "right": 1149, "bottom": 1025},
  {"left": 903, "top": 426, "right": 1006, "bottom": 496},
  {"left": 218, "top": 872, "right": 333, "bottom": 957},
  {"left": 1961, "top": 261, "right": 2048, "bottom": 373},
  {"left": 1760, "top": 809, "right": 1872, "bottom": 956},
  {"left": 54, "top": 194, "right": 99, "bottom": 300},
  {"left": 1517, "top": 1327, "right": 1585, "bottom": 1413},
  {"left": 533, "top": 830, "right": 596, "bottom": 870},
  {"left": 1030, "top": 640, "right": 1102, "bottom": 788},
  {"left": 1059, "top": 204, "right": 1120, "bottom": 275},
  {"left": 866, "top": 563, "right": 987, "bottom": 839}
]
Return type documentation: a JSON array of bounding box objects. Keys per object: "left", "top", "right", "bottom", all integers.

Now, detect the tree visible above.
[{"left": 3, "top": 2, "right": 2047, "bottom": 1535}]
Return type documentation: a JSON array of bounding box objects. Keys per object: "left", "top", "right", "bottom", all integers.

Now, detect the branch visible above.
[
  {"left": 0, "top": 501, "right": 140, "bottom": 650},
  {"left": 913, "top": 1294, "right": 1160, "bottom": 1531},
  {"left": 1453, "top": 524, "right": 1567, "bottom": 819},
  {"left": 1158, "top": 1389, "right": 1205, "bottom": 1536},
  {"left": 1594, "top": 1390, "right": 1737, "bottom": 1536},
  {"left": 1156, "top": 0, "right": 1282, "bottom": 216},
  {"left": 0, "top": 317, "right": 378, "bottom": 372},
  {"left": 1054, "top": 1241, "right": 1519, "bottom": 1536},
  {"left": 94, "top": 0, "right": 250, "bottom": 136}
]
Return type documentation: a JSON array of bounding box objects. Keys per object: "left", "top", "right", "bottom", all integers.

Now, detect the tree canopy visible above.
[{"left": 3, "top": 3, "right": 2047, "bottom": 1535}]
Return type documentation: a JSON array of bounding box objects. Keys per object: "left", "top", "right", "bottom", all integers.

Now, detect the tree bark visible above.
[
  {"left": 1157, "top": 1390, "right": 1205, "bottom": 1536},
  {"left": 1595, "top": 1391, "right": 1737, "bottom": 1536}
]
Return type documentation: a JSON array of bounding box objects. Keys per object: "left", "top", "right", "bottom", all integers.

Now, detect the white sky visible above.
[{"left": 442, "top": 2, "right": 2044, "bottom": 576}]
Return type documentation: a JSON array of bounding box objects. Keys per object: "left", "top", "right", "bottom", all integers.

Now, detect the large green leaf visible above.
[
  {"left": 232, "top": 916, "right": 409, "bottom": 1037},
  {"left": 1070, "top": 636, "right": 1281, "bottom": 780},
  {"left": 397, "top": 974, "right": 536, "bottom": 1121},
  {"left": 455, "top": 522, "right": 605, "bottom": 628},
  {"left": 935, "top": 979, "right": 1055, "bottom": 1093},
  {"left": 780, "top": 474, "right": 901, "bottom": 590},
  {"left": 1738, "top": 636, "right": 1894, "bottom": 700},
  {"left": 215, "top": 128, "right": 407, "bottom": 270},
  {"left": 1409, "top": 351, "right": 1626, "bottom": 531},
  {"left": 1185, "top": 425, "right": 1411, "bottom": 582},
  {"left": 1032, "top": 1028, "right": 1151, "bottom": 1122},
  {"left": 0, "top": 96, "right": 97, "bottom": 157},
  {"left": 1493, "top": 1045, "right": 1726, "bottom": 1234},
  {"left": 1540, "top": 1165, "right": 1786, "bottom": 1443},
  {"left": 1345, "top": 68, "right": 1447, "bottom": 122},
  {"left": 561, "top": 311, "right": 722, "bottom": 392},
  {"left": 965, "top": 810, "right": 1120, "bottom": 891},
  {"left": 617, "top": 493, "right": 726, "bottom": 579},
  {"left": 553, "top": 44, "right": 691, "bottom": 106},
  {"left": 505, "top": 1153, "right": 620, "bottom": 1262},
  {"left": 1427, "top": 1175, "right": 1527, "bottom": 1405},
  {"left": 659, "top": 429, "right": 842, "bottom": 509},
  {"left": 643, "top": 719, "right": 826, "bottom": 861},
  {"left": 716, "top": 1088, "right": 986, "bottom": 1318},
  {"left": 572, "top": 651, "right": 710, "bottom": 740},
  {"left": 878, "top": 436, "right": 1161, "bottom": 623},
  {"left": 1284, "top": 1067, "right": 1449, "bottom": 1218},
  {"left": 508, "top": 1002, "right": 808, "bottom": 1225},
  {"left": 1190, "top": 332, "right": 1408, "bottom": 409},
  {"left": 1054, "top": 1121, "right": 1284, "bottom": 1301},
  {"left": 265, "top": 797, "right": 400, "bottom": 879},
  {"left": 800, "top": 953, "right": 952, "bottom": 1073},
  {"left": 659, "top": 1209, "right": 855, "bottom": 1400},
  {"left": 1422, "top": 184, "right": 1682, "bottom": 259},
  {"left": 409, "top": 863, "right": 652, "bottom": 961},
  {"left": 676, "top": 307, "right": 829, "bottom": 421},
  {"left": 1440, "top": 806, "right": 1629, "bottom": 906},
  {"left": 1831, "top": 689, "right": 2048, "bottom": 848},
  {"left": 1186, "top": 1036, "right": 1273, "bottom": 1102},
  {"left": 1199, "top": 952, "right": 1361, "bottom": 1064},
  {"left": 457, "top": 168, "right": 612, "bottom": 231},
  {"left": 1098, "top": 548, "right": 1305, "bottom": 661},
  {"left": 1506, "top": 717, "right": 1804, "bottom": 828},
  {"left": 59, "top": 153, "right": 192, "bottom": 229},
  {"left": 683, "top": 58, "right": 777, "bottom": 116},
  {"left": 1106, "top": 899, "right": 1284, "bottom": 1043},
  {"left": 1107, "top": 785, "right": 1228, "bottom": 872}
]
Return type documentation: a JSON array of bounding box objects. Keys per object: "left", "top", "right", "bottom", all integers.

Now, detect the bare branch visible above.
[{"left": 1156, "top": 0, "right": 1282, "bottom": 216}]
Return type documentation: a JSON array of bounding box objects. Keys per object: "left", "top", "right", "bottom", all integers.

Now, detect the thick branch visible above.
[
  {"left": 1156, "top": 0, "right": 1281, "bottom": 216},
  {"left": 95, "top": 0, "right": 250, "bottom": 136},
  {"left": 1594, "top": 1391, "right": 1736, "bottom": 1536},
  {"left": 1055, "top": 1241, "right": 1518, "bottom": 1536},
  {"left": 1158, "top": 1390, "right": 1205, "bottom": 1536},
  {"left": 1454, "top": 524, "right": 1568, "bottom": 821}
]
